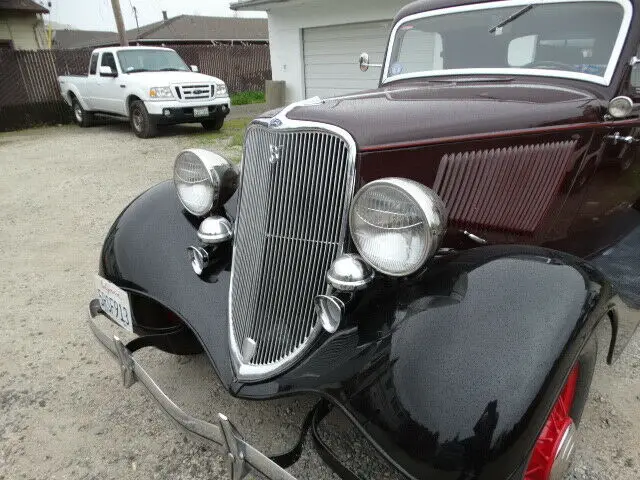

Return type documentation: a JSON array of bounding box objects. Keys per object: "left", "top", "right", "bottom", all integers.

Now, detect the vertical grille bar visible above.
[{"left": 229, "top": 124, "right": 354, "bottom": 380}]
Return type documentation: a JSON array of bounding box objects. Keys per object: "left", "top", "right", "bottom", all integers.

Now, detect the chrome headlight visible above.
[
  {"left": 216, "top": 83, "right": 228, "bottom": 96},
  {"left": 349, "top": 178, "right": 447, "bottom": 276},
  {"left": 173, "top": 149, "right": 238, "bottom": 216},
  {"left": 149, "top": 86, "right": 173, "bottom": 99}
]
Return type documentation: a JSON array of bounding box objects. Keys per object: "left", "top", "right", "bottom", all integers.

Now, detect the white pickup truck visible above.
[{"left": 58, "top": 46, "right": 231, "bottom": 138}]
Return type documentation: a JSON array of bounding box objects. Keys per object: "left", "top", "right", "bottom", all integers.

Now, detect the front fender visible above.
[
  {"left": 325, "top": 247, "right": 612, "bottom": 480},
  {"left": 99, "top": 180, "right": 237, "bottom": 386}
]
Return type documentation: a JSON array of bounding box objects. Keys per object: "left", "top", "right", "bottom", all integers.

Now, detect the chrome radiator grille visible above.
[{"left": 229, "top": 123, "right": 354, "bottom": 380}]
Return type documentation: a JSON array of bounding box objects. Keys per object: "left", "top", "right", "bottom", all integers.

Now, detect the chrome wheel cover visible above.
[
  {"left": 132, "top": 109, "right": 143, "bottom": 131},
  {"left": 74, "top": 104, "right": 83, "bottom": 123}
]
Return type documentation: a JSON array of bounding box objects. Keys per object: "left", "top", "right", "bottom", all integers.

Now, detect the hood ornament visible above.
[
  {"left": 268, "top": 144, "right": 283, "bottom": 164},
  {"left": 269, "top": 118, "right": 282, "bottom": 128}
]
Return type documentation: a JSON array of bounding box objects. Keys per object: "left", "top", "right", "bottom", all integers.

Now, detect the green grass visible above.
[
  {"left": 231, "top": 91, "right": 265, "bottom": 106},
  {"left": 188, "top": 117, "right": 252, "bottom": 162}
]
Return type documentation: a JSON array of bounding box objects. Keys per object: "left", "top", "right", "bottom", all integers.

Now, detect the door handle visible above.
[
  {"left": 606, "top": 132, "right": 639, "bottom": 145},
  {"left": 120, "top": 85, "right": 126, "bottom": 88}
]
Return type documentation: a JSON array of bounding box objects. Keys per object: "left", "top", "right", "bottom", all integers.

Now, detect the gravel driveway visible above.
[{"left": 0, "top": 120, "right": 639, "bottom": 480}]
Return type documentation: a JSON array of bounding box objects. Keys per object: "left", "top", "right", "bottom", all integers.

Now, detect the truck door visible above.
[
  {"left": 95, "top": 52, "right": 125, "bottom": 115},
  {"left": 83, "top": 52, "right": 100, "bottom": 110}
]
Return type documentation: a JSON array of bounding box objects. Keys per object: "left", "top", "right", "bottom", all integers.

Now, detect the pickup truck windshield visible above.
[
  {"left": 385, "top": 0, "right": 630, "bottom": 85},
  {"left": 117, "top": 49, "right": 190, "bottom": 73}
]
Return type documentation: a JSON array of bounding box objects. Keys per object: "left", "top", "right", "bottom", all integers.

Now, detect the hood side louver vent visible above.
[{"left": 434, "top": 141, "right": 578, "bottom": 233}]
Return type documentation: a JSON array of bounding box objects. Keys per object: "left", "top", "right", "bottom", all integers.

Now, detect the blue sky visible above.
[{"left": 45, "top": 0, "right": 265, "bottom": 31}]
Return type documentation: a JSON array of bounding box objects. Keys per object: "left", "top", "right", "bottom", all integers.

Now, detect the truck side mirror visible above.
[
  {"left": 359, "top": 52, "right": 382, "bottom": 73},
  {"left": 99, "top": 65, "right": 117, "bottom": 77},
  {"left": 191, "top": 65, "right": 199, "bottom": 72}
]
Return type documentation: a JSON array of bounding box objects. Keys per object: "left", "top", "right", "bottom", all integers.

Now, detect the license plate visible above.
[
  {"left": 95, "top": 276, "right": 133, "bottom": 332},
  {"left": 193, "top": 107, "right": 209, "bottom": 117}
]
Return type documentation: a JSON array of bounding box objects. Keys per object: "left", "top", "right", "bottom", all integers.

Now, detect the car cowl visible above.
[{"left": 277, "top": 79, "right": 602, "bottom": 150}]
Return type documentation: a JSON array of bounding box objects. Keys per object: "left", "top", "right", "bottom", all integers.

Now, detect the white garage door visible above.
[{"left": 303, "top": 21, "right": 392, "bottom": 99}]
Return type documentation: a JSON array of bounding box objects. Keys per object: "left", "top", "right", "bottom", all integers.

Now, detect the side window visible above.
[
  {"left": 101, "top": 52, "right": 117, "bottom": 72},
  {"left": 89, "top": 53, "right": 98, "bottom": 75}
]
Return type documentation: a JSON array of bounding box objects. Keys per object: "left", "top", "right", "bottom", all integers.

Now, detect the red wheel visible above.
[{"left": 524, "top": 365, "right": 580, "bottom": 480}]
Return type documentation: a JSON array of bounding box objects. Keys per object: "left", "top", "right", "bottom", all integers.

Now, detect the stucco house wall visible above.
[{"left": 0, "top": 11, "right": 48, "bottom": 49}]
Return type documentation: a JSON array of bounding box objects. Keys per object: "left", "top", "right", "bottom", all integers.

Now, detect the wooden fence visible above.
[{"left": 0, "top": 45, "right": 271, "bottom": 131}]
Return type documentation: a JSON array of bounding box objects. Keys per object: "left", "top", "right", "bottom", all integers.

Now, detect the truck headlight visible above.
[
  {"left": 349, "top": 178, "right": 447, "bottom": 276},
  {"left": 173, "top": 149, "right": 239, "bottom": 216},
  {"left": 216, "top": 83, "right": 228, "bottom": 96},
  {"left": 149, "top": 86, "right": 173, "bottom": 99}
]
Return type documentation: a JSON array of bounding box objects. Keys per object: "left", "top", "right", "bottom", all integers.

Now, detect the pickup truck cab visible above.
[{"left": 58, "top": 46, "right": 231, "bottom": 138}]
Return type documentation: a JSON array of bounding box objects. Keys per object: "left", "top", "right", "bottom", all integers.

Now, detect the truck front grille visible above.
[
  {"left": 176, "top": 84, "right": 214, "bottom": 100},
  {"left": 229, "top": 122, "right": 355, "bottom": 380}
]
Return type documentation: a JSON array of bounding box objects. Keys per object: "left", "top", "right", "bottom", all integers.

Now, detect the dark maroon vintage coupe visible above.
[{"left": 89, "top": 0, "right": 640, "bottom": 479}]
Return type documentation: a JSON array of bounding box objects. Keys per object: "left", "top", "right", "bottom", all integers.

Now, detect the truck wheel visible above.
[
  {"left": 130, "top": 100, "right": 157, "bottom": 138},
  {"left": 201, "top": 117, "right": 224, "bottom": 131},
  {"left": 72, "top": 99, "right": 93, "bottom": 128},
  {"left": 523, "top": 335, "right": 597, "bottom": 480}
]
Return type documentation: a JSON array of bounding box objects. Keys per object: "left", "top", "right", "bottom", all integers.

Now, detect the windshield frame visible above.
[
  {"left": 116, "top": 48, "right": 190, "bottom": 73},
  {"left": 382, "top": 0, "right": 633, "bottom": 87}
]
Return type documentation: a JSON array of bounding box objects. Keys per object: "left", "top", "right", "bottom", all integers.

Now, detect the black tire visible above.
[
  {"left": 154, "top": 327, "right": 204, "bottom": 356},
  {"left": 130, "top": 100, "right": 157, "bottom": 138},
  {"left": 201, "top": 117, "right": 224, "bottom": 131},
  {"left": 71, "top": 98, "right": 93, "bottom": 127}
]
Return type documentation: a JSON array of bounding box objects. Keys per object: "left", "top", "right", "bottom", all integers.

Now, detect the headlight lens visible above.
[
  {"left": 173, "top": 149, "right": 238, "bottom": 216},
  {"left": 349, "top": 178, "right": 447, "bottom": 276},
  {"left": 149, "top": 86, "right": 173, "bottom": 99},
  {"left": 216, "top": 83, "right": 228, "bottom": 96}
]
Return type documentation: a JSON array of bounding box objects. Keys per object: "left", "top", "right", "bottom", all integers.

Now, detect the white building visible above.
[{"left": 231, "top": 0, "right": 417, "bottom": 103}]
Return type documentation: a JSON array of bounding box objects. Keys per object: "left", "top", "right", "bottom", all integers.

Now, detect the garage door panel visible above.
[{"left": 303, "top": 21, "right": 390, "bottom": 99}]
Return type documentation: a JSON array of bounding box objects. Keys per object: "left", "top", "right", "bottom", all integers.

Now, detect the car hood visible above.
[
  {"left": 282, "top": 80, "right": 603, "bottom": 150},
  {"left": 123, "top": 71, "right": 222, "bottom": 85}
]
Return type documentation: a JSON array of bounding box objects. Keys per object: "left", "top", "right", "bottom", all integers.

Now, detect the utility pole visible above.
[
  {"left": 110, "top": 0, "right": 128, "bottom": 46},
  {"left": 132, "top": 6, "right": 140, "bottom": 38}
]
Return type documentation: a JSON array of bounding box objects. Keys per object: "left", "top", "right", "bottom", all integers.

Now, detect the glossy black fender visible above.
[
  {"left": 314, "top": 247, "right": 613, "bottom": 480},
  {"left": 99, "top": 180, "right": 237, "bottom": 386}
]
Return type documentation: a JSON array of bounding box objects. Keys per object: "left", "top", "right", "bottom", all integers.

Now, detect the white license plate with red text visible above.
[{"left": 95, "top": 276, "right": 133, "bottom": 332}]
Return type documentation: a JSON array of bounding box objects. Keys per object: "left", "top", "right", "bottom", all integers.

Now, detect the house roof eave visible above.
[{"left": 230, "top": 0, "right": 290, "bottom": 11}]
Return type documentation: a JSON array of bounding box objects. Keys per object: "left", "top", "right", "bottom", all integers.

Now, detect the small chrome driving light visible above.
[
  {"left": 314, "top": 295, "right": 344, "bottom": 334},
  {"left": 608, "top": 96, "right": 634, "bottom": 119},
  {"left": 174, "top": 149, "right": 239, "bottom": 217},
  {"left": 326, "top": 254, "right": 374, "bottom": 291},
  {"left": 197, "top": 216, "right": 233, "bottom": 244},
  {"left": 187, "top": 246, "right": 209, "bottom": 275}
]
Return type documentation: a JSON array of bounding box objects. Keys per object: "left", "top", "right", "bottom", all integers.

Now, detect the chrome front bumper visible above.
[{"left": 88, "top": 299, "right": 298, "bottom": 480}]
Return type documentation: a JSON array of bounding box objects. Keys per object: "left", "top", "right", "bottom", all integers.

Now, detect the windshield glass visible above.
[
  {"left": 117, "top": 49, "right": 190, "bottom": 73},
  {"left": 385, "top": 0, "right": 629, "bottom": 85}
]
